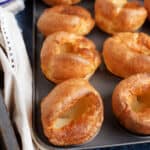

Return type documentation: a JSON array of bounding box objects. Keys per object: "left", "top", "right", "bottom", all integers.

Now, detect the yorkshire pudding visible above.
[
  {"left": 43, "top": 0, "right": 81, "bottom": 5},
  {"left": 41, "top": 78, "right": 104, "bottom": 146},
  {"left": 112, "top": 73, "right": 150, "bottom": 135},
  {"left": 144, "top": 0, "right": 150, "bottom": 20},
  {"left": 95, "top": 0, "right": 147, "bottom": 34},
  {"left": 103, "top": 32, "right": 150, "bottom": 78},
  {"left": 41, "top": 31, "right": 101, "bottom": 83},
  {"left": 37, "top": 5, "right": 95, "bottom": 36}
]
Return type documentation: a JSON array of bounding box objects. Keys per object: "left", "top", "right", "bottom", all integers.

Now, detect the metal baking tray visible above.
[{"left": 33, "top": 0, "right": 150, "bottom": 149}]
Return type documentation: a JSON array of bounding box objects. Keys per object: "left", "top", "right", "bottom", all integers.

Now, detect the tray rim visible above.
[{"left": 32, "top": 0, "right": 150, "bottom": 149}]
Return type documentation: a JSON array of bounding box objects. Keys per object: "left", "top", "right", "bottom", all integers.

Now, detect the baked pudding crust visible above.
[
  {"left": 37, "top": 5, "right": 95, "bottom": 36},
  {"left": 95, "top": 0, "right": 147, "bottom": 34},
  {"left": 103, "top": 32, "right": 150, "bottom": 78},
  {"left": 41, "top": 31, "right": 101, "bottom": 83},
  {"left": 41, "top": 78, "right": 104, "bottom": 146},
  {"left": 112, "top": 73, "right": 150, "bottom": 135}
]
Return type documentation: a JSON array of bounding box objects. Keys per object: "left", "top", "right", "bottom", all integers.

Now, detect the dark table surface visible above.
[{"left": 0, "top": 0, "right": 148, "bottom": 149}]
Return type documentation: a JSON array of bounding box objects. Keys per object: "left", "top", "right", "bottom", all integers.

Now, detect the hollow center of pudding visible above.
[
  {"left": 53, "top": 94, "right": 92, "bottom": 129},
  {"left": 59, "top": 42, "right": 74, "bottom": 53},
  {"left": 59, "top": 42, "right": 94, "bottom": 60},
  {"left": 131, "top": 91, "right": 150, "bottom": 112},
  {"left": 59, "top": 42, "right": 86, "bottom": 55}
]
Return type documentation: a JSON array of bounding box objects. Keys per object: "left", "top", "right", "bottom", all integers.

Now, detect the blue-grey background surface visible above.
[{"left": 15, "top": 0, "right": 150, "bottom": 150}]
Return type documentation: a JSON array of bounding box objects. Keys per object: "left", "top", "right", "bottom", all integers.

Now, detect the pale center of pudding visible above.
[
  {"left": 53, "top": 95, "right": 91, "bottom": 129},
  {"left": 131, "top": 91, "right": 150, "bottom": 112}
]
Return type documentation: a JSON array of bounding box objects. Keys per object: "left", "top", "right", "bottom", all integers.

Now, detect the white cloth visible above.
[
  {"left": 0, "top": 8, "right": 34, "bottom": 150},
  {"left": 0, "top": 0, "right": 25, "bottom": 14}
]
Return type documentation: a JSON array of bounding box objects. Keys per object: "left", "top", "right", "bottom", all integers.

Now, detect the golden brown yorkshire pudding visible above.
[
  {"left": 41, "top": 31, "right": 101, "bottom": 84},
  {"left": 37, "top": 5, "right": 95, "bottom": 36},
  {"left": 43, "top": 0, "right": 81, "bottom": 6},
  {"left": 41, "top": 78, "right": 104, "bottom": 146},
  {"left": 144, "top": 0, "right": 150, "bottom": 20},
  {"left": 95, "top": 0, "right": 147, "bottom": 34},
  {"left": 103, "top": 32, "right": 150, "bottom": 78},
  {"left": 112, "top": 73, "right": 150, "bottom": 135}
]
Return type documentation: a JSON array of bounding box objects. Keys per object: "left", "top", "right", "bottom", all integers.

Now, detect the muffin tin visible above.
[{"left": 33, "top": 0, "right": 150, "bottom": 149}]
